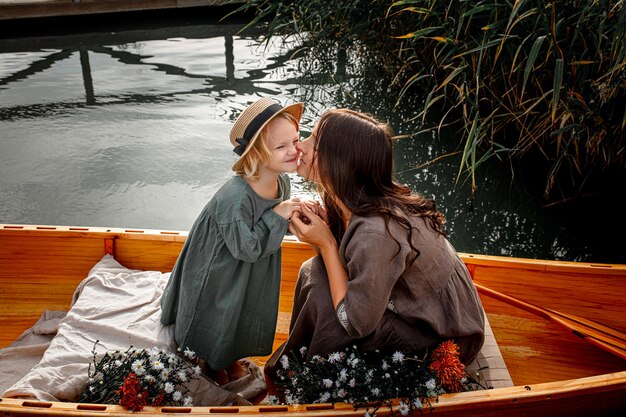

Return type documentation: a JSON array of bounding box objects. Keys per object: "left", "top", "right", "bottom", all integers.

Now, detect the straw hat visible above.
[{"left": 230, "top": 98, "right": 304, "bottom": 172}]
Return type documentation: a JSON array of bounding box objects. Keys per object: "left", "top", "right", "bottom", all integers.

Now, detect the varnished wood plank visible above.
[
  {"left": 115, "top": 239, "right": 183, "bottom": 272},
  {"left": 480, "top": 295, "right": 626, "bottom": 385},
  {"left": 0, "top": 316, "right": 41, "bottom": 348},
  {"left": 475, "top": 282, "right": 626, "bottom": 360},
  {"left": 461, "top": 252, "right": 626, "bottom": 275}
]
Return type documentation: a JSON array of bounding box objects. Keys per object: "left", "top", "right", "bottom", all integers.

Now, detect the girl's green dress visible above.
[{"left": 160, "top": 174, "right": 290, "bottom": 370}]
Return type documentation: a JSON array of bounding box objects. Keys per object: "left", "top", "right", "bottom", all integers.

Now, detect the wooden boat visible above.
[{"left": 1, "top": 224, "right": 625, "bottom": 416}]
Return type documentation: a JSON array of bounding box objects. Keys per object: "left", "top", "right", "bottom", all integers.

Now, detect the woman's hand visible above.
[
  {"left": 289, "top": 204, "right": 335, "bottom": 252},
  {"left": 291, "top": 204, "right": 347, "bottom": 309}
]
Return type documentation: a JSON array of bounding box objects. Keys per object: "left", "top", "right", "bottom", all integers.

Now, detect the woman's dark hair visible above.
[{"left": 314, "top": 109, "right": 446, "bottom": 260}]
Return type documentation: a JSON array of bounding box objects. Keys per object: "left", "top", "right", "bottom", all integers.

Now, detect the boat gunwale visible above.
[
  {"left": 1, "top": 370, "right": 626, "bottom": 416},
  {"left": 2, "top": 224, "right": 624, "bottom": 274}
]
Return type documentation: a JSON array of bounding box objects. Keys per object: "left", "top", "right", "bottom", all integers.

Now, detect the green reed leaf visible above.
[
  {"left": 551, "top": 58, "right": 564, "bottom": 122},
  {"left": 521, "top": 35, "right": 546, "bottom": 100},
  {"left": 395, "top": 26, "right": 442, "bottom": 39}
]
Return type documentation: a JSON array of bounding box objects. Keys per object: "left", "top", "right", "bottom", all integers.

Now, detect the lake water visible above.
[{"left": 1, "top": 11, "right": 624, "bottom": 263}]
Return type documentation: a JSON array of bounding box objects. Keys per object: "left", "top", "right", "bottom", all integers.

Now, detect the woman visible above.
[{"left": 265, "top": 109, "right": 485, "bottom": 384}]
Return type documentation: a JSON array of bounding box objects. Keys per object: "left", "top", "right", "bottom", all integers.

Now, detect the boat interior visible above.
[{"left": 1, "top": 224, "right": 626, "bottom": 416}]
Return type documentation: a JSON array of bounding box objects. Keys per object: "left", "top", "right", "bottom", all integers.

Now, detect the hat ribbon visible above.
[{"left": 233, "top": 103, "right": 283, "bottom": 156}]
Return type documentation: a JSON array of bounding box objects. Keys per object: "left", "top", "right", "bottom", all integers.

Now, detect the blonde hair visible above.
[{"left": 235, "top": 112, "right": 299, "bottom": 180}]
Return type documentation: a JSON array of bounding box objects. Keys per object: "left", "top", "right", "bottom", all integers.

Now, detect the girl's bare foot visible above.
[
  {"left": 227, "top": 360, "right": 249, "bottom": 381},
  {"left": 203, "top": 363, "right": 230, "bottom": 386}
]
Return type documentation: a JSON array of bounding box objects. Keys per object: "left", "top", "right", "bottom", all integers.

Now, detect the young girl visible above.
[{"left": 160, "top": 98, "right": 305, "bottom": 383}]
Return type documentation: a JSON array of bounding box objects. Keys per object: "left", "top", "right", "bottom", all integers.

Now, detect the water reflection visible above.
[{"left": 0, "top": 21, "right": 623, "bottom": 263}]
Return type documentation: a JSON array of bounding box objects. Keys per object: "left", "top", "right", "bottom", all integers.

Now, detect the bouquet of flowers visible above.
[
  {"left": 80, "top": 341, "right": 202, "bottom": 411},
  {"left": 270, "top": 340, "right": 484, "bottom": 416}
]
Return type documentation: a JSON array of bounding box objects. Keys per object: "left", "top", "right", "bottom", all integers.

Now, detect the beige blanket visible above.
[{"left": 0, "top": 255, "right": 265, "bottom": 405}]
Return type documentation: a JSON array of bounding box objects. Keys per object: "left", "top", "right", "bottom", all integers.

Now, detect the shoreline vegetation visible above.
[{"left": 232, "top": 0, "right": 626, "bottom": 201}]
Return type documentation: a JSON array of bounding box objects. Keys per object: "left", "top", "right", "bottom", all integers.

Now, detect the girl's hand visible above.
[
  {"left": 273, "top": 198, "right": 302, "bottom": 220},
  {"left": 298, "top": 199, "right": 324, "bottom": 225},
  {"left": 289, "top": 204, "right": 336, "bottom": 252}
]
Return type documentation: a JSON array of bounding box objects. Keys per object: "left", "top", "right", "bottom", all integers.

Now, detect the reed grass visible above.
[{"left": 233, "top": 0, "right": 626, "bottom": 198}]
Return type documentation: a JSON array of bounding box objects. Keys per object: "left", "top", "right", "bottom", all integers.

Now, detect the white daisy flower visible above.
[
  {"left": 392, "top": 351, "right": 405, "bottom": 363},
  {"left": 164, "top": 382, "right": 174, "bottom": 394},
  {"left": 148, "top": 347, "right": 160, "bottom": 358},
  {"left": 381, "top": 359, "right": 389, "bottom": 370},
  {"left": 172, "top": 391, "right": 182, "bottom": 401},
  {"left": 184, "top": 347, "right": 195, "bottom": 359},
  {"left": 131, "top": 359, "right": 145, "bottom": 376},
  {"left": 152, "top": 360, "right": 164, "bottom": 370},
  {"left": 328, "top": 352, "right": 341, "bottom": 363},
  {"left": 183, "top": 396, "right": 193, "bottom": 406},
  {"left": 177, "top": 370, "right": 188, "bottom": 382},
  {"left": 318, "top": 392, "right": 331, "bottom": 403},
  {"left": 425, "top": 378, "right": 437, "bottom": 390},
  {"left": 337, "top": 389, "right": 346, "bottom": 398},
  {"left": 280, "top": 355, "right": 290, "bottom": 369},
  {"left": 398, "top": 401, "right": 410, "bottom": 416},
  {"left": 322, "top": 378, "right": 333, "bottom": 388},
  {"left": 160, "top": 370, "right": 170, "bottom": 381}
]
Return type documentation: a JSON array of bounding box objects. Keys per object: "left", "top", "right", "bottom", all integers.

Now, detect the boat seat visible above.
[{"left": 466, "top": 313, "right": 514, "bottom": 388}]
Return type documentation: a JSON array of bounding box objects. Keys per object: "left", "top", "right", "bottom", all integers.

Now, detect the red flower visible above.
[
  {"left": 152, "top": 392, "right": 165, "bottom": 407},
  {"left": 118, "top": 373, "right": 148, "bottom": 411},
  {"left": 428, "top": 340, "right": 466, "bottom": 393}
]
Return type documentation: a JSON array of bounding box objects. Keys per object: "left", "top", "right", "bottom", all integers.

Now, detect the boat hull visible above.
[{"left": 1, "top": 224, "right": 626, "bottom": 416}]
